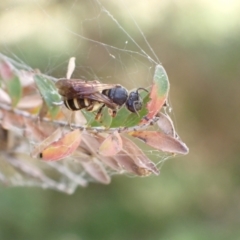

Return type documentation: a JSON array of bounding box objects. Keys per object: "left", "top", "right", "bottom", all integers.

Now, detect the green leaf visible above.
[
  {"left": 110, "top": 91, "right": 149, "bottom": 128},
  {"left": 154, "top": 65, "right": 169, "bottom": 96},
  {"left": 99, "top": 106, "right": 112, "bottom": 128},
  {"left": 5, "top": 76, "right": 22, "bottom": 107},
  {"left": 123, "top": 94, "right": 149, "bottom": 127},
  {"left": 81, "top": 107, "right": 112, "bottom": 128},
  {"left": 110, "top": 106, "right": 130, "bottom": 128},
  {"left": 145, "top": 65, "right": 170, "bottom": 120},
  {"left": 34, "top": 75, "right": 62, "bottom": 118},
  {"left": 81, "top": 110, "right": 101, "bottom": 127}
]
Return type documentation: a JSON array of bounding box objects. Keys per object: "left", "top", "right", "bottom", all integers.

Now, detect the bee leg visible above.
[
  {"left": 133, "top": 101, "right": 140, "bottom": 117},
  {"left": 95, "top": 104, "right": 105, "bottom": 121},
  {"left": 111, "top": 109, "right": 117, "bottom": 118},
  {"left": 69, "top": 112, "right": 75, "bottom": 129}
]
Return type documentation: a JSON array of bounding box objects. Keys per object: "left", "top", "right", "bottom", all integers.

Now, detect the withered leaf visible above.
[
  {"left": 80, "top": 156, "right": 111, "bottom": 184},
  {"left": 80, "top": 133, "right": 122, "bottom": 171},
  {"left": 121, "top": 136, "right": 159, "bottom": 175},
  {"left": 129, "top": 131, "right": 189, "bottom": 155},
  {"left": 32, "top": 129, "right": 81, "bottom": 161},
  {"left": 157, "top": 112, "right": 176, "bottom": 137},
  {"left": 98, "top": 131, "right": 122, "bottom": 156}
]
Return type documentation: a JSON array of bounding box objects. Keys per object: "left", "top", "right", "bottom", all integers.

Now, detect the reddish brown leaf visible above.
[
  {"left": 25, "top": 120, "right": 56, "bottom": 142},
  {"left": 121, "top": 136, "right": 159, "bottom": 175},
  {"left": 0, "top": 61, "right": 13, "bottom": 80},
  {"left": 0, "top": 89, "right": 11, "bottom": 104},
  {"left": 113, "top": 153, "right": 153, "bottom": 176},
  {"left": 80, "top": 157, "right": 111, "bottom": 184},
  {"left": 98, "top": 131, "right": 122, "bottom": 156},
  {"left": 129, "top": 131, "right": 189, "bottom": 155},
  {"left": 33, "top": 129, "right": 81, "bottom": 161},
  {"left": 1, "top": 110, "right": 25, "bottom": 130},
  {"left": 17, "top": 95, "right": 42, "bottom": 109},
  {"left": 31, "top": 129, "right": 62, "bottom": 158},
  {"left": 18, "top": 70, "right": 35, "bottom": 87},
  {"left": 80, "top": 133, "right": 121, "bottom": 171}
]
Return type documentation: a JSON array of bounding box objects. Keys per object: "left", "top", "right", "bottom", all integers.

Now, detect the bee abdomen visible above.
[
  {"left": 86, "top": 102, "right": 103, "bottom": 112},
  {"left": 64, "top": 98, "right": 85, "bottom": 111}
]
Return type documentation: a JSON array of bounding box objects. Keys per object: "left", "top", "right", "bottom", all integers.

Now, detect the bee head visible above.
[{"left": 126, "top": 88, "right": 148, "bottom": 113}]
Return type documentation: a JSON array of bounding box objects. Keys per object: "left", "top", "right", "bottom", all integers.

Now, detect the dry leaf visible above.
[
  {"left": 80, "top": 133, "right": 121, "bottom": 171},
  {"left": 98, "top": 131, "right": 122, "bottom": 156},
  {"left": 18, "top": 70, "right": 35, "bottom": 87},
  {"left": 39, "top": 129, "right": 81, "bottom": 161},
  {"left": 31, "top": 128, "right": 62, "bottom": 157},
  {"left": 17, "top": 95, "right": 42, "bottom": 109},
  {"left": 0, "top": 61, "right": 13, "bottom": 80},
  {"left": 1, "top": 110, "right": 25, "bottom": 130},
  {"left": 80, "top": 156, "right": 111, "bottom": 184},
  {"left": 113, "top": 153, "right": 152, "bottom": 176},
  {"left": 31, "top": 129, "right": 81, "bottom": 161},
  {"left": 0, "top": 89, "right": 11, "bottom": 104},
  {"left": 121, "top": 136, "right": 159, "bottom": 175},
  {"left": 129, "top": 131, "right": 189, "bottom": 155},
  {"left": 157, "top": 112, "right": 176, "bottom": 137}
]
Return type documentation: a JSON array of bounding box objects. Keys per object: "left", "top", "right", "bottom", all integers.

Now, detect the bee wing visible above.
[
  {"left": 56, "top": 79, "right": 117, "bottom": 98},
  {"left": 87, "top": 92, "right": 118, "bottom": 109}
]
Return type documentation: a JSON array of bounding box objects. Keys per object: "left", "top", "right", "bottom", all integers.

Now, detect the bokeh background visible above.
[{"left": 0, "top": 0, "right": 240, "bottom": 239}]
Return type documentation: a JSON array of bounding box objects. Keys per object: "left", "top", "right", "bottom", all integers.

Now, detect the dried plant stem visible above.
[{"left": 0, "top": 102, "right": 159, "bottom": 134}]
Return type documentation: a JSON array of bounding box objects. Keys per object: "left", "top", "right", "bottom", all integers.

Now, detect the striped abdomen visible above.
[{"left": 64, "top": 98, "right": 103, "bottom": 112}]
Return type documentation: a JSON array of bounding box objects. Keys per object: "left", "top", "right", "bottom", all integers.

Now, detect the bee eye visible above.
[{"left": 126, "top": 91, "right": 143, "bottom": 113}]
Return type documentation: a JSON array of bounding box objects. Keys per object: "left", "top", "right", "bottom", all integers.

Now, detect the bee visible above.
[{"left": 55, "top": 79, "right": 147, "bottom": 119}]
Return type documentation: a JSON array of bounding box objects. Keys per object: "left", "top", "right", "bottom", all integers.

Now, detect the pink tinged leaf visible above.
[
  {"left": 113, "top": 153, "right": 153, "bottom": 176},
  {"left": 100, "top": 156, "right": 122, "bottom": 171},
  {"left": 40, "top": 130, "right": 81, "bottom": 161},
  {"left": 121, "top": 136, "right": 159, "bottom": 175},
  {"left": 24, "top": 120, "right": 57, "bottom": 142},
  {"left": 157, "top": 112, "right": 176, "bottom": 137},
  {"left": 32, "top": 129, "right": 81, "bottom": 161},
  {"left": 145, "top": 65, "right": 170, "bottom": 121},
  {"left": 98, "top": 131, "right": 122, "bottom": 156},
  {"left": 129, "top": 131, "right": 189, "bottom": 155},
  {"left": 80, "top": 133, "right": 122, "bottom": 171},
  {"left": 24, "top": 121, "right": 47, "bottom": 142},
  {"left": 0, "top": 89, "right": 11, "bottom": 104},
  {"left": 80, "top": 157, "right": 111, "bottom": 184},
  {"left": 18, "top": 70, "right": 35, "bottom": 87},
  {"left": 80, "top": 133, "right": 148, "bottom": 176},
  {"left": 1, "top": 110, "right": 25, "bottom": 130},
  {"left": 0, "top": 61, "right": 13, "bottom": 80},
  {"left": 17, "top": 95, "right": 43, "bottom": 109},
  {"left": 31, "top": 129, "right": 62, "bottom": 157}
]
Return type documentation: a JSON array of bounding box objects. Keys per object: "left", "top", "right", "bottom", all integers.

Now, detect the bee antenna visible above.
[{"left": 136, "top": 88, "right": 149, "bottom": 93}]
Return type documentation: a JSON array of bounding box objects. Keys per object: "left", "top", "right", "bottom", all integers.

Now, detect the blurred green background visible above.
[{"left": 1, "top": 0, "right": 240, "bottom": 239}]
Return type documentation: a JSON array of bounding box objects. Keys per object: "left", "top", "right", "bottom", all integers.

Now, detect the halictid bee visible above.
[{"left": 55, "top": 79, "right": 148, "bottom": 120}]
